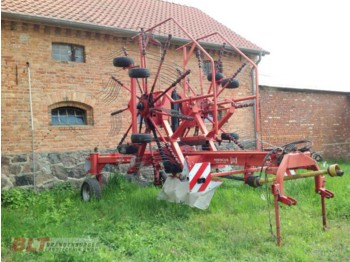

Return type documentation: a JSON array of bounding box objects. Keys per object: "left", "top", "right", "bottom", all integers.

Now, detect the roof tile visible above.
[{"left": 1, "top": 0, "right": 266, "bottom": 52}]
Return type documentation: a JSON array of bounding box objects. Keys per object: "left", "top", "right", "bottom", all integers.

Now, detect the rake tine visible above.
[
  {"left": 99, "top": 78, "right": 116, "bottom": 103},
  {"left": 109, "top": 114, "right": 122, "bottom": 136},
  {"left": 99, "top": 76, "right": 124, "bottom": 104}
]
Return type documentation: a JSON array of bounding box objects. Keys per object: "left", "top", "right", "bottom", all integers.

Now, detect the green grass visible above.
[{"left": 2, "top": 161, "right": 350, "bottom": 261}]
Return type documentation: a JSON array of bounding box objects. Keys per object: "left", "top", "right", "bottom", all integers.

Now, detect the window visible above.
[
  {"left": 52, "top": 43, "right": 85, "bottom": 62},
  {"left": 51, "top": 107, "right": 87, "bottom": 125},
  {"left": 202, "top": 60, "right": 223, "bottom": 75}
]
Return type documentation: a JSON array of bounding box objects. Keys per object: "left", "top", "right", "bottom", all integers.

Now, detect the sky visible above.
[{"left": 166, "top": 0, "right": 350, "bottom": 92}]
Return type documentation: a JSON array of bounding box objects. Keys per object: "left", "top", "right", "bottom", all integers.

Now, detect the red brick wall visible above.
[
  {"left": 1, "top": 20, "right": 256, "bottom": 154},
  {"left": 260, "top": 86, "right": 350, "bottom": 160}
]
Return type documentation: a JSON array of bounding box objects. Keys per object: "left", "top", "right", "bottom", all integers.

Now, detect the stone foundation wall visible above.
[
  {"left": 1, "top": 150, "right": 95, "bottom": 190},
  {"left": 1, "top": 140, "right": 257, "bottom": 190}
]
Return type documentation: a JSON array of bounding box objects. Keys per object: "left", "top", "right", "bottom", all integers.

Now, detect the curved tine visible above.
[
  {"left": 160, "top": 70, "right": 177, "bottom": 80},
  {"left": 109, "top": 115, "right": 123, "bottom": 136},
  {"left": 99, "top": 78, "right": 115, "bottom": 103},
  {"left": 104, "top": 80, "right": 119, "bottom": 103},
  {"left": 103, "top": 77, "right": 123, "bottom": 104},
  {"left": 103, "top": 83, "right": 120, "bottom": 104},
  {"left": 159, "top": 70, "right": 176, "bottom": 79},
  {"left": 101, "top": 49, "right": 126, "bottom": 67},
  {"left": 100, "top": 78, "right": 116, "bottom": 99}
]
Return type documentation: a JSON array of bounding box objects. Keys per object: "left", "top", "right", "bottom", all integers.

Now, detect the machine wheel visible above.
[
  {"left": 207, "top": 72, "right": 224, "bottom": 82},
  {"left": 129, "top": 68, "right": 150, "bottom": 78},
  {"left": 221, "top": 78, "right": 240, "bottom": 89},
  {"left": 131, "top": 133, "right": 153, "bottom": 144},
  {"left": 312, "top": 152, "right": 323, "bottom": 162},
  {"left": 164, "top": 160, "right": 183, "bottom": 174},
  {"left": 282, "top": 140, "right": 312, "bottom": 153},
  {"left": 221, "top": 132, "right": 240, "bottom": 140},
  {"left": 113, "top": 56, "right": 134, "bottom": 67},
  {"left": 171, "top": 89, "right": 181, "bottom": 132},
  {"left": 81, "top": 178, "right": 101, "bottom": 201},
  {"left": 117, "top": 144, "right": 138, "bottom": 154}
]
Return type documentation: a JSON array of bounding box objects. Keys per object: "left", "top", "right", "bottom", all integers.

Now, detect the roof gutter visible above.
[{"left": 2, "top": 12, "right": 269, "bottom": 56}]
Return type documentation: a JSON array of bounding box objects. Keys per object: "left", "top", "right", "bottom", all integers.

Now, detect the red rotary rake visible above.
[{"left": 81, "top": 18, "right": 344, "bottom": 245}]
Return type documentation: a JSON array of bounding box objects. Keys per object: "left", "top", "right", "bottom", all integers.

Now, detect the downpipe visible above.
[
  {"left": 251, "top": 52, "right": 262, "bottom": 149},
  {"left": 27, "top": 62, "right": 36, "bottom": 191}
]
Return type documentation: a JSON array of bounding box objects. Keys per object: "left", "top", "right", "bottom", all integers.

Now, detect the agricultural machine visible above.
[{"left": 81, "top": 18, "right": 344, "bottom": 245}]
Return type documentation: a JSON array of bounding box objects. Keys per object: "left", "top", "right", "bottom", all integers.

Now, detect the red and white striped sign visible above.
[
  {"left": 284, "top": 169, "right": 296, "bottom": 176},
  {"left": 188, "top": 162, "right": 212, "bottom": 193}
]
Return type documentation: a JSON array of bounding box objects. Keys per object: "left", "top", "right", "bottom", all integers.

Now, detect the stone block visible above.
[
  {"left": 11, "top": 154, "right": 28, "bottom": 163},
  {"left": 1, "top": 174, "right": 14, "bottom": 190},
  {"left": 15, "top": 173, "right": 34, "bottom": 186},
  {"left": 51, "top": 164, "right": 68, "bottom": 180}
]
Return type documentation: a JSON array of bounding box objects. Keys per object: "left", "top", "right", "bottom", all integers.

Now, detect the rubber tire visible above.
[
  {"left": 201, "top": 141, "right": 211, "bottom": 151},
  {"left": 171, "top": 89, "right": 181, "bottom": 132},
  {"left": 164, "top": 160, "right": 183, "bottom": 174},
  {"left": 117, "top": 144, "right": 138, "bottom": 154},
  {"left": 81, "top": 178, "right": 101, "bottom": 201},
  {"left": 129, "top": 68, "right": 150, "bottom": 78},
  {"left": 131, "top": 133, "right": 153, "bottom": 144},
  {"left": 221, "top": 78, "right": 240, "bottom": 89},
  {"left": 312, "top": 153, "right": 323, "bottom": 162},
  {"left": 113, "top": 56, "right": 134, "bottom": 67},
  {"left": 207, "top": 72, "right": 224, "bottom": 82},
  {"left": 221, "top": 132, "right": 240, "bottom": 140}
]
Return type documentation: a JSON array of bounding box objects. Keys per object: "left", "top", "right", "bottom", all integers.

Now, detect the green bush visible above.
[{"left": 1, "top": 188, "right": 36, "bottom": 209}]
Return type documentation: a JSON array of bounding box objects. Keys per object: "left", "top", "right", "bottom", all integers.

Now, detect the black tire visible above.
[
  {"left": 221, "top": 132, "right": 240, "bottom": 140},
  {"left": 117, "top": 144, "right": 138, "bottom": 154},
  {"left": 312, "top": 152, "right": 323, "bottom": 162},
  {"left": 201, "top": 141, "right": 211, "bottom": 151},
  {"left": 163, "top": 160, "right": 183, "bottom": 174},
  {"left": 81, "top": 178, "right": 101, "bottom": 201},
  {"left": 129, "top": 68, "right": 150, "bottom": 78},
  {"left": 207, "top": 72, "right": 224, "bottom": 82},
  {"left": 221, "top": 78, "right": 240, "bottom": 89},
  {"left": 171, "top": 89, "right": 181, "bottom": 132},
  {"left": 281, "top": 140, "right": 312, "bottom": 153},
  {"left": 113, "top": 56, "right": 134, "bottom": 67},
  {"left": 131, "top": 133, "right": 153, "bottom": 144}
]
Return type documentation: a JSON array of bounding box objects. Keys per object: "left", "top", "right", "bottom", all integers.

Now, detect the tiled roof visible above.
[{"left": 1, "top": 0, "right": 268, "bottom": 54}]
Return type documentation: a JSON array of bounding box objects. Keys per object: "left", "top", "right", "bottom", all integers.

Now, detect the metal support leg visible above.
[
  {"left": 318, "top": 187, "right": 334, "bottom": 230},
  {"left": 321, "top": 196, "right": 327, "bottom": 230},
  {"left": 274, "top": 193, "right": 282, "bottom": 246}
]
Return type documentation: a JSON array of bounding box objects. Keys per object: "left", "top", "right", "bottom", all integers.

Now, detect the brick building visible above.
[
  {"left": 2, "top": 0, "right": 348, "bottom": 190},
  {"left": 1, "top": 0, "right": 268, "bottom": 189}
]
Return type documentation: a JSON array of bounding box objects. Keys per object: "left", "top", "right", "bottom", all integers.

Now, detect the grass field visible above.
[{"left": 2, "top": 161, "right": 350, "bottom": 261}]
